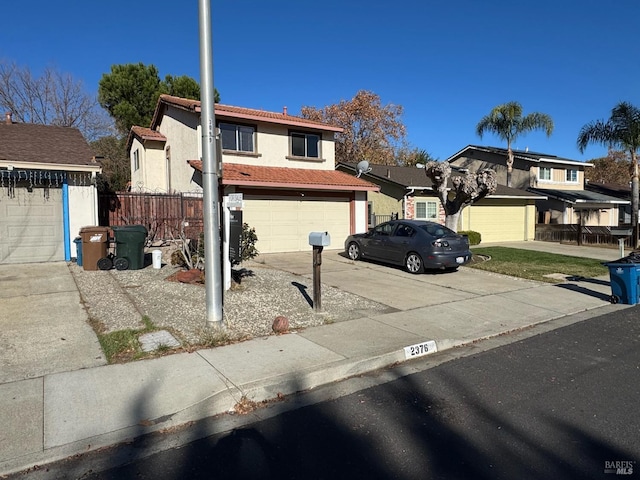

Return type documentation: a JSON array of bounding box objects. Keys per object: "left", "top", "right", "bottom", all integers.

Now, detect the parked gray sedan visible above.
[{"left": 344, "top": 220, "right": 472, "bottom": 274}]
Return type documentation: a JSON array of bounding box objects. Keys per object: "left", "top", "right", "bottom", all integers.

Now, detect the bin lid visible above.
[
  {"left": 79, "top": 226, "right": 111, "bottom": 233},
  {"left": 111, "top": 225, "right": 148, "bottom": 234}
]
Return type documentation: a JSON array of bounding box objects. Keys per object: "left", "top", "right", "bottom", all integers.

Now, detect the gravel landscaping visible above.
[{"left": 68, "top": 252, "right": 391, "bottom": 349}]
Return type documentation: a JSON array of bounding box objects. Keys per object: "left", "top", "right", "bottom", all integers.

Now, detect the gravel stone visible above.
[{"left": 69, "top": 260, "right": 390, "bottom": 346}]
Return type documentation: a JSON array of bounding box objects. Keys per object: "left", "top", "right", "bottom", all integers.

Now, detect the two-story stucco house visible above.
[
  {"left": 127, "top": 95, "right": 378, "bottom": 253},
  {"left": 447, "top": 145, "right": 629, "bottom": 226},
  {"left": 0, "top": 113, "right": 101, "bottom": 264}
]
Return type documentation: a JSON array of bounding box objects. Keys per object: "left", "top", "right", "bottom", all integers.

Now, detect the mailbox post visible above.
[
  {"left": 308, "top": 232, "right": 330, "bottom": 312},
  {"left": 611, "top": 227, "right": 633, "bottom": 258}
]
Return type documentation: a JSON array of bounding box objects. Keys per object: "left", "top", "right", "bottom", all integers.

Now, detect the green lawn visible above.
[{"left": 468, "top": 246, "right": 609, "bottom": 283}]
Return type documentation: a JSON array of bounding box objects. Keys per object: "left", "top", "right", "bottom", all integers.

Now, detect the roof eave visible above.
[
  {"left": 221, "top": 179, "right": 378, "bottom": 191},
  {"left": 0, "top": 160, "right": 101, "bottom": 173}
]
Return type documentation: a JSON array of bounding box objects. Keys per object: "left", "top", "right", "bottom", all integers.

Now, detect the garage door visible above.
[
  {"left": 465, "top": 204, "right": 526, "bottom": 242},
  {"left": 0, "top": 188, "right": 64, "bottom": 264},
  {"left": 242, "top": 196, "right": 350, "bottom": 253}
]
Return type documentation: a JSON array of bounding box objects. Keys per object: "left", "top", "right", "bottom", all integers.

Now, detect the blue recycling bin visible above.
[
  {"left": 73, "top": 236, "right": 83, "bottom": 267},
  {"left": 604, "top": 262, "right": 640, "bottom": 305}
]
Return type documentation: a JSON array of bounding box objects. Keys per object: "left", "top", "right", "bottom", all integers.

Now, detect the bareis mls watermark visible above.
[{"left": 604, "top": 460, "right": 635, "bottom": 475}]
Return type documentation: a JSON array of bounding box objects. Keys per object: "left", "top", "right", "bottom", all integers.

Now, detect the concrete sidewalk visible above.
[{"left": 0, "top": 241, "right": 632, "bottom": 475}]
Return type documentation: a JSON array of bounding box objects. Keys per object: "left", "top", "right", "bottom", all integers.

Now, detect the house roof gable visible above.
[
  {"left": 336, "top": 162, "right": 541, "bottom": 198},
  {"left": 0, "top": 122, "right": 98, "bottom": 168},
  {"left": 446, "top": 145, "right": 593, "bottom": 168},
  {"left": 189, "top": 161, "right": 378, "bottom": 192},
  {"left": 127, "top": 126, "right": 167, "bottom": 151},
  {"left": 151, "top": 94, "right": 343, "bottom": 133}
]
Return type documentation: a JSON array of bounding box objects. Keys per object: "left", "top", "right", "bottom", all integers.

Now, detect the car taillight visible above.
[{"left": 432, "top": 239, "right": 449, "bottom": 248}]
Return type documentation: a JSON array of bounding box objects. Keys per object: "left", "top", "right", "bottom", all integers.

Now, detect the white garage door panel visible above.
[
  {"left": 0, "top": 189, "right": 64, "bottom": 264},
  {"left": 243, "top": 197, "right": 350, "bottom": 253}
]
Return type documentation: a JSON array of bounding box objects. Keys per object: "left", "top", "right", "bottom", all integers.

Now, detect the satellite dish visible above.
[{"left": 356, "top": 160, "right": 372, "bottom": 178}]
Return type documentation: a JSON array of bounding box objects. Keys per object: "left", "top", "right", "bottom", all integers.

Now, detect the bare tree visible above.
[
  {"left": 301, "top": 90, "right": 406, "bottom": 165},
  {"left": 424, "top": 161, "right": 497, "bottom": 231},
  {"left": 0, "top": 60, "right": 114, "bottom": 141}
]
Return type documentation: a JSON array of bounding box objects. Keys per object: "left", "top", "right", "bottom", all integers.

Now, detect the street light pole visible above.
[{"left": 198, "top": 0, "right": 223, "bottom": 328}]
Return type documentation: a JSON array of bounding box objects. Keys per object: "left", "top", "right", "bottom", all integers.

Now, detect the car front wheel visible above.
[
  {"left": 405, "top": 252, "right": 424, "bottom": 274},
  {"left": 347, "top": 242, "right": 361, "bottom": 261}
]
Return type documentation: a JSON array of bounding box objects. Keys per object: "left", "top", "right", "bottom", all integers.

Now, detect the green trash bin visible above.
[{"left": 111, "top": 225, "right": 148, "bottom": 270}]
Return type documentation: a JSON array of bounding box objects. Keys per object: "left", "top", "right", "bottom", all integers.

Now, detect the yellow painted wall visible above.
[{"left": 368, "top": 190, "right": 403, "bottom": 217}]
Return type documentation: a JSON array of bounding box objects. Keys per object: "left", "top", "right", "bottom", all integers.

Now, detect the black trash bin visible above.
[{"left": 111, "top": 225, "right": 148, "bottom": 270}]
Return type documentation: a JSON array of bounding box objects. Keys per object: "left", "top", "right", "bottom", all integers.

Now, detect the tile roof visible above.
[
  {"left": 152, "top": 95, "right": 343, "bottom": 132},
  {"left": 130, "top": 126, "right": 167, "bottom": 142},
  {"left": 337, "top": 162, "right": 540, "bottom": 198},
  {"left": 0, "top": 122, "right": 97, "bottom": 167},
  {"left": 188, "top": 161, "right": 378, "bottom": 192},
  {"left": 127, "top": 126, "right": 167, "bottom": 150}
]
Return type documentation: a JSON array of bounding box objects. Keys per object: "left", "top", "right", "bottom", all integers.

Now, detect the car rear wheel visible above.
[
  {"left": 405, "top": 252, "right": 424, "bottom": 274},
  {"left": 347, "top": 242, "right": 361, "bottom": 261}
]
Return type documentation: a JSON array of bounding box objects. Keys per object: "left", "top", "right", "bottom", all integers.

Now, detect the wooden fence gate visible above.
[{"left": 98, "top": 192, "right": 204, "bottom": 242}]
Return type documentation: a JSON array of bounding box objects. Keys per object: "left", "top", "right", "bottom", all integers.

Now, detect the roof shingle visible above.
[{"left": 0, "top": 122, "right": 96, "bottom": 166}]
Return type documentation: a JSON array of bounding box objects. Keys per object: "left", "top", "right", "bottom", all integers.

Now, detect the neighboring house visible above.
[
  {"left": 336, "top": 162, "right": 543, "bottom": 242},
  {"left": 447, "top": 145, "right": 629, "bottom": 227},
  {"left": 0, "top": 113, "right": 101, "bottom": 264},
  {"left": 585, "top": 180, "right": 633, "bottom": 224},
  {"left": 128, "top": 95, "right": 378, "bottom": 253}
]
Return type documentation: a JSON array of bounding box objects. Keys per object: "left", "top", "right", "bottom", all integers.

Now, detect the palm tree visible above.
[
  {"left": 578, "top": 102, "right": 640, "bottom": 247},
  {"left": 476, "top": 101, "right": 554, "bottom": 187}
]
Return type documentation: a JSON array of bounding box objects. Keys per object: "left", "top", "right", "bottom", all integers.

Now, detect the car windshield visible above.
[{"left": 418, "top": 224, "right": 456, "bottom": 238}]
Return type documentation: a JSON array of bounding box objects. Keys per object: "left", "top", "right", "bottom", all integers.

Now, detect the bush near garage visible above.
[{"left": 459, "top": 230, "right": 481, "bottom": 245}]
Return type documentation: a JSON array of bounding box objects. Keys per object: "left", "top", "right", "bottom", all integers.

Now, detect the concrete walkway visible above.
[{"left": 0, "top": 241, "right": 633, "bottom": 475}]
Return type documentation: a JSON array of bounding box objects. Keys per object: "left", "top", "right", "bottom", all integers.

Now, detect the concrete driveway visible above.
[
  {"left": 0, "top": 262, "right": 106, "bottom": 384},
  {"left": 251, "top": 249, "right": 564, "bottom": 311}
]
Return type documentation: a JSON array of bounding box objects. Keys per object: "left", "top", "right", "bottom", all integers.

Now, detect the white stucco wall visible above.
[
  {"left": 68, "top": 185, "right": 98, "bottom": 257},
  {"left": 353, "top": 191, "right": 368, "bottom": 233},
  {"left": 130, "top": 138, "right": 167, "bottom": 192},
  {"left": 157, "top": 106, "right": 202, "bottom": 193},
  {"left": 219, "top": 122, "right": 336, "bottom": 170}
]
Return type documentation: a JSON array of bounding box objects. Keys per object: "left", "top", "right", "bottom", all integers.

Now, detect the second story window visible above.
[
  {"left": 539, "top": 167, "right": 551, "bottom": 181},
  {"left": 220, "top": 123, "right": 255, "bottom": 153},
  {"left": 566, "top": 169, "right": 578, "bottom": 182},
  {"left": 291, "top": 132, "right": 320, "bottom": 158}
]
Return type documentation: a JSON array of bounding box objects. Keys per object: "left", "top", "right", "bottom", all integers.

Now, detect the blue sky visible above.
[{"left": 1, "top": 0, "right": 638, "bottom": 161}]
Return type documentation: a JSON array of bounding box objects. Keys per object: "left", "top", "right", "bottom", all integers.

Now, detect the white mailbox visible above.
[{"left": 309, "top": 231, "right": 331, "bottom": 247}]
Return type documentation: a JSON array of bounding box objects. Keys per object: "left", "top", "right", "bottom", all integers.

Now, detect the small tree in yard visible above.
[
  {"left": 234, "top": 223, "right": 259, "bottom": 265},
  {"left": 424, "top": 161, "right": 497, "bottom": 232}
]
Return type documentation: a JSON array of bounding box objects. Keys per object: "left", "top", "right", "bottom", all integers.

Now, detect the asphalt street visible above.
[{"left": 14, "top": 304, "right": 640, "bottom": 480}]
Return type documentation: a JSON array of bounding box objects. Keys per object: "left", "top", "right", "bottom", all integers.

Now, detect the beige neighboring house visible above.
[
  {"left": 447, "top": 145, "right": 629, "bottom": 226},
  {"left": 0, "top": 113, "right": 101, "bottom": 264},
  {"left": 337, "top": 162, "right": 542, "bottom": 242},
  {"left": 128, "top": 95, "right": 378, "bottom": 253}
]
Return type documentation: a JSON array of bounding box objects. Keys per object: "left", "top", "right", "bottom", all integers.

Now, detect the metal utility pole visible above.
[{"left": 198, "top": 0, "right": 223, "bottom": 328}]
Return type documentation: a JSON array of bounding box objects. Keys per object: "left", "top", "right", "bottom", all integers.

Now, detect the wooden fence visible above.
[
  {"left": 98, "top": 192, "right": 204, "bottom": 242},
  {"left": 535, "top": 224, "right": 634, "bottom": 248}
]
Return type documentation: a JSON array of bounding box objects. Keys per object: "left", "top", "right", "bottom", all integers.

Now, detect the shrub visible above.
[
  {"left": 235, "top": 223, "right": 259, "bottom": 265},
  {"left": 459, "top": 230, "right": 481, "bottom": 245}
]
